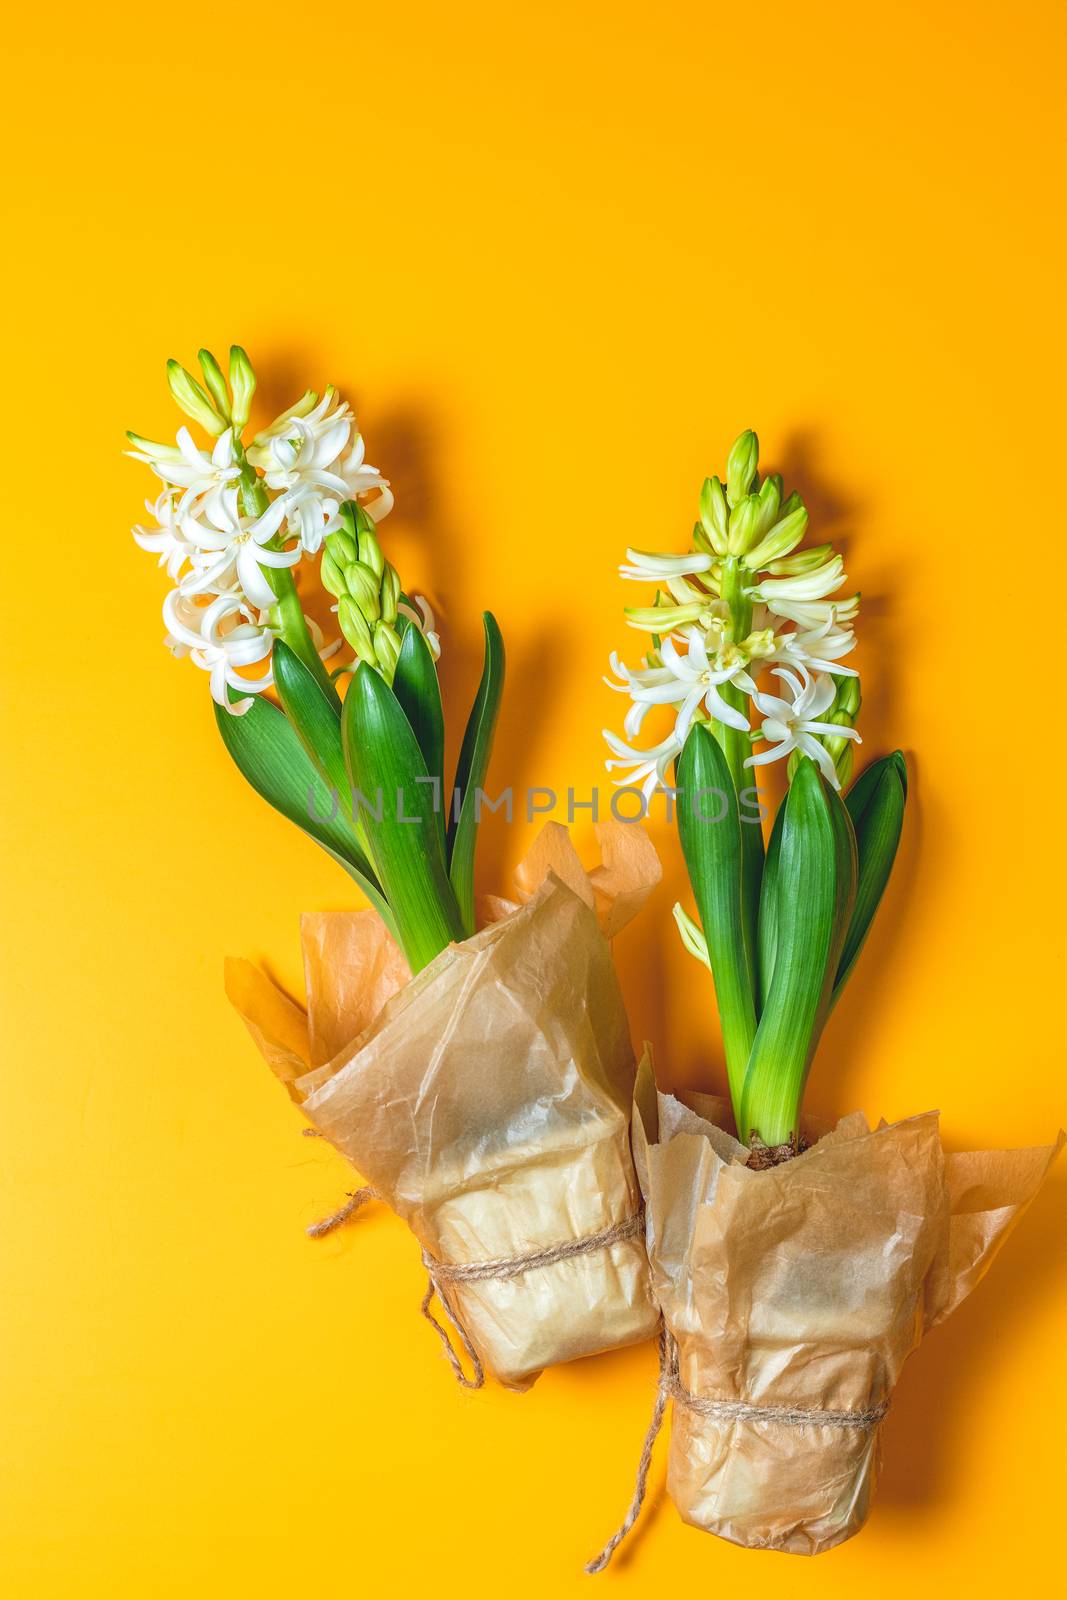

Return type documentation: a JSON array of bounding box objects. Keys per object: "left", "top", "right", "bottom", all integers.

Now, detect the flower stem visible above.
[
  {"left": 269, "top": 568, "right": 340, "bottom": 706},
  {"left": 717, "top": 558, "right": 764, "bottom": 980},
  {"left": 233, "top": 439, "right": 340, "bottom": 707}
]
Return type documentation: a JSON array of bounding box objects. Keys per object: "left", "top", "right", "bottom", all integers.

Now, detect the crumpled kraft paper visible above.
[
  {"left": 227, "top": 821, "right": 662, "bottom": 1390},
  {"left": 631, "top": 1058, "right": 1063, "bottom": 1554}
]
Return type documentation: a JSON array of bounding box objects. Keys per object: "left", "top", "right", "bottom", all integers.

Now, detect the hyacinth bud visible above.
[
  {"left": 358, "top": 524, "right": 385, "bottom": 580},
  {"left": 764, "top": 540, "right": 831, "bottom": 577},
  {"left": 328, "top": 528, "right": 358, "bottom": 567},
  {"left": 321, "top": 506, "right": 414, "bottom": 683},
  {"left": 281, "top": 388, "right": 319, "bottom": 422},
  {"left": 754, "top": 473, "right": 782, "bottom": 536},
  {"left": 837, "top": 676, "right": 862, "bottom": 720},
  {"left": 345, "top": 561, "right": 381, "bottom": 620},
  {"left": 726, "top": 493, "right": 761, "bottom": 556},
  {"left": 125, "top": 430, "right": 182, "bottom": 462},
  {"left": 197, "top": 349, "right": 231, "bottom": 423},
  {"left": 166, "top": 359, "right": 227, "bottom": 435},
  {"left": 698, "top": 476, "right": 729, "bottom": 554},
  {"left": 673, "top": 902, "right": 711, "bottom": 970},
  {"left": 380, "top": 562, "right": 401, "bottom": 626},
  {"left": 833, "top": 743, "right": 856, "bottom": 789},
  {"left": 726, "top": 430, "right": 759, "bottom": 506},
  {"left": 626, "top": 602, "right": 697, "bottom": 632},
  {"left": 742, "top": 504, "right": 809, "bottom": 570},
  {"left": 666, "top": 574, "right": 704, "bottom": 605},
  {"left": 229, "top": 345, "right": 257, "bottom": 428},
  {"left": 320, "top": 550, "right": 347, "bottom": 599},
  {"left": 742, "top": 626, "right": 776, "bottom": 663},
  {"left": 373, "top": 621, "right": 401, "bottom": 678},
  {"left": 337, "top": 597, "right": 377, "bottom": 663},
  {"left": 824, "top": 676, "right": 863, "bottom": 787}
]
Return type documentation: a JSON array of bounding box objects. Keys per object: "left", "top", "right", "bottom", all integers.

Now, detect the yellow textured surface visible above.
[{"left": 2, "top": 3, "right": 1064, "bottom": 1595}]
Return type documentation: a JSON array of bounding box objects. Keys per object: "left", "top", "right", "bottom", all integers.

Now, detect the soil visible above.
[{"left": 746, "top": 1132, "right": 806, "bottom": 1169}]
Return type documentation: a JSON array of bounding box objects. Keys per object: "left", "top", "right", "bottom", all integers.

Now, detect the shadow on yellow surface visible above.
[{"left": 880, "top": 1172, "right": 1067, "bottom": 1520}]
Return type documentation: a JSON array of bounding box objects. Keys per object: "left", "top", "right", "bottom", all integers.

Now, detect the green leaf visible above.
[
  {"left": 676, "top": 724, "right": 758, "bottom": 1112},
  {"left": 446, "top": 612, "right": 505, "bottom": 938},
  {"left": 738, "top": 758, "right": 856, "bottom": 1145},
  {"left": 213, "top": 693, "right": 394, "bottom": 933},
  {"left": 712, "top": 692, "right": 765, "bottom": 966},
  {"left": 342, "top": 662, "right": 466, "bottom": 973},
  {"left": 833, "top": 752, "right": 907, "bottom": 1000},
  {"left": 391, "top": 625, "right": 446, "bottom": 849},
  {"left": 272, "top": 640, "right": 351, "bottom": 810},
  {"left": 756, "top": 794, "right": 786, "bottom": 1012},
  {"left": 273, "top": 637, "right": 392, "bottom": 893}
]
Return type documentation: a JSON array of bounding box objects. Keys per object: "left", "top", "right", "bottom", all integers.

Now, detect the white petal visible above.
[
  {"left": 797, "top": 733, "right": 840, "bottom": 786},
  {"left": 631, "top": 679, "right": 691, "bottom": 707},
  {"left": 751, "top": 690, "right": 793, "bottom": 720},
  {"left": 236, "top": 547, "right": 281, "bottom": 608},
  {"left": 620, "top": 549, "right": 713, "bottom": 580},
  {"left": 364, "top": 482, "right": 394, "bottom": 522},
  {"left": 705, "top": 683, "right": 751, "bottom": 733},
  {"left": 806, "top": 673, "right": 837, "bottom": 717},
  {"left": 673, "top": 686, "right": 707, "bottom": 746},
  {"left": 804, "top": 720, "right": 861, "bottom": 743},
  {"left": 745, "top": 738, "right": 793, "bottom": 769}
]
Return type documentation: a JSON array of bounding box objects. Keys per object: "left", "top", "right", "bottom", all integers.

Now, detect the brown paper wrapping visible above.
[
  {"left": 632, "top": 1059, "right": 1062, "bottom": 1554},
  {"left": 227, "top": 822, "right": 662, "bottom": 1390}
]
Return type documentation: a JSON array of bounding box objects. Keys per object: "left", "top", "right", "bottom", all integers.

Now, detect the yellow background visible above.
[{"left": 3, "top": 2, "right": 1065, "bottom": 1594}]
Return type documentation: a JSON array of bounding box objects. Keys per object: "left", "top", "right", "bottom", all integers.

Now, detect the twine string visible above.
[
  {"left": 419, "top": 1211, "right": 646, "bottom": 1390},
  {"left": 425, "top": 1212, "right": 645, "bottom": 1284},
  {"left": 585, "top": 1330, "right": 890, "bottom": 1575},
  {"left": 306, "top": 1156, "right": 646, "bottom": 1393},
  {"left": 306, "top": 1185, "right": 380, "bottom": 1238},
  {"left": 675, "top": 1386, "right": 890, "bottom": 1430},
  {"left": 419, "top": 1254, "right": 487, "bottom": 1389},
  {"left": 585, "top": 1326, "right": 676, "bottom": 1575}
]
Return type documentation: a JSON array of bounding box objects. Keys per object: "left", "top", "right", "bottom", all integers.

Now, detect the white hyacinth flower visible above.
[
  {"left": 657, "top": 628, "right": 755, "bottom": 743},
  {"left": 748, "top": 553, "right": 845, "bottom": 607},
  {"left": 248, "top": 390, "right": 391, "bottom": 553},
  {"left": 607, "top": 624, "right": 755, "bottom": 746},
  {"left": 765, "top": 593, "right": 860, "bottom": 630},
  {"left": 603, "top": 727, "right": 682, "bottom": 800},
  {"left": 605, "top": 650, "right": 686, "bottom": 739},
  {"left": 130, "top": 355, "right": 404, "bottom": 713},
  {"left": 163, "top": 589, "right": 275, "bottom": 715},
  {"left": 745, "top": 666, "right": 861, "bottom": 789},
  {"left": 128, "top": 426, "right": 242, "bottom": 525},
  {"left": 178, "top": 486, "right": 299, "bottom": 610},
  {"left": 340, "top": 431, "right": 394, "bottom": 523},
  {"left": 249, "top": 388, "right": 352, "bottom": 478},
  {"left": 619, "top": 547, "right": 714, "bottom": 582},
  {"left": 769, "top": 613, "right": 858, "bottom": 678},
  {"left": 132, "top": 491, "right": 194, "bottom": 580}
]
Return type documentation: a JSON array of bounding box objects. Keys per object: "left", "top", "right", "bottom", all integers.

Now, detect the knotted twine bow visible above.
[
  {"left": 585, "top": 1327, "right": 891, "bottom": 1573},
  {"left": 306, "top": 1173, "right": 645, "bottom": 1392}
]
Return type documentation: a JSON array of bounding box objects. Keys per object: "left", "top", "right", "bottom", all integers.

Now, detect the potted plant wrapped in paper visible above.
[
  {"left": 589, "top": 430, "right": 1061, "bottom": 1563},
  {"left": 127, "top": 348, "right": 660, "bottom": 1391}
]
